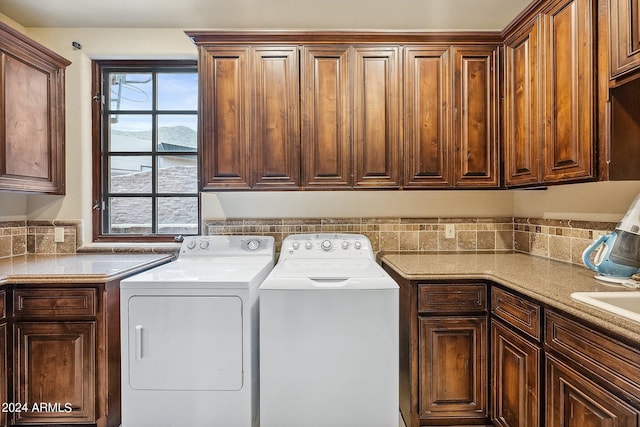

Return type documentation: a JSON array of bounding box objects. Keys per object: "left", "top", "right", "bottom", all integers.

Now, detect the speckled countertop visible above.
[
  {"left": 380, "top": 252, "right": 640, "bottom": 344},
  {"left": 0, "top": 253, "right": 175, "bottom": 284}
]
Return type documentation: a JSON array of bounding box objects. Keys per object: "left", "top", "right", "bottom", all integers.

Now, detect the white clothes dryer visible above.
[
  {"left": 259, "top": 233, "right": 399, "bottom": 427},
  {"left": 120, "top": 235, "right": 274, "bottom": 427}
]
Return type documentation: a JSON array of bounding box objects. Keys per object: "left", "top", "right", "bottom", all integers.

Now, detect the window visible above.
[{"left": 92, "top": 60, "right": 199, "bottom": 241}]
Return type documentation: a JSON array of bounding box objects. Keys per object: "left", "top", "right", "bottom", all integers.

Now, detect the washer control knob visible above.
[
  {"left": 199, "top": 240, "right": 210, "bottom": 249},
  {"left": 321, "top": 240, "right": 332, "bottom": 251},
  {"left": 341, "top": 241, "right": 350, "bottom": 249},
  {"left": 187, "top": 240, "right": 197, "bottom": 250},
  {"left": 292, "top": 241, "right": 300, "bottom": 250},
  {"left": 354, "top": 241, "right": 362, "bottom": 250},
  {"left": 247, "top": 239, "right": 261, "bottom": 251},
  {"left": 305, "top": 241, "right": 312, "bottom": 249}
]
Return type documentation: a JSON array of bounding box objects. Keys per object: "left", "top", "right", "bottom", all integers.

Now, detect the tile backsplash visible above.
[
  {"left": 0, "top": 217, "right": 619, "bottom": 266},
  {"left": 0, "top": 220, "right": 81, "bottom": 259}
]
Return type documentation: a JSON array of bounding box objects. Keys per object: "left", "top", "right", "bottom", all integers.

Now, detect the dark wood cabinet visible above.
[
  {"left": 14, "top": 322, "right": 95, "bottom": 425},
  {"left": 503, "top": 0, "right": 595, "bottom": 187},
  {"left": 301, "top": 46, "right": 352, "bottom": 188},
  {"left": 419, "top": 316, "right": 488, "bottom": 422},
  {"left": 198, "top": 46, "right": 251, "bottom": 189},
  {"left": 541, "top": 0, "right": 594, "bottom": 183},
  {"left": 250, "top": 46, "right": 300, "bottom": 188},
  {"left": 452, "top": 46, "right": 499, "bottom": 187},
  {"left": 491, "top": 320, "right": 541, "bottom": 427},
  {"left": 546, "top": 354, "right": 639, "bottom": 427},
  {"left": 490, "top": 288, "right": 542, "bottom": 427},
  {"left": 2, "top": 282, "right": 125, "bottom": 427},
  {"left": 0, "top": 290, "right": 6, "bottom": 427},
  {"left": 352, "top": 46, "right": 401, "bottom": 188},
  {"left": 610, "top": 0, "right": 640, "bottom": 79},
  {"left": 503, "top": 17, "right": 543, "bottom": 187},
  {"left": 0, "top": 22, "right": 70, "bottom": 194},
  {"left": 403, "top": 46, "right": 451, "bottom": 187}
]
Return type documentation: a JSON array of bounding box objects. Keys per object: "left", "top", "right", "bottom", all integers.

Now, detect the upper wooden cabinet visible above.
[
  {"left": 503, "top": 0, "right": 595, "bottom": 187},
  {"left": 610, "top": 0, "right": 640, "bottom": 79},
  {"left": 352, "top": 46, "right": 401, "bottom": 188},
  {"left": 403, "top": 47, "right": 451, "bottom": 187},
  {"left": 0, "top": 23, "right": 70, "bottom": 194},
  {"left": 250, "top": 46, "right": 300, "bottom": 189},
  {"left": 452, "top": 46, "right": 499, "bottom": 187},
  {"left": 189, "top": 32, "right": 501, "bottom": 190},
  {"left": 301, "top": 46, "right": 352, "bottom": 188}
]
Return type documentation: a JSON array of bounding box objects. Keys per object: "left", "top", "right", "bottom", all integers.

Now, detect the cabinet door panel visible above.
[
  {"left": 542, "top": 0, "right": 594, "bottom": 182},
  {"left": 610, "top": 0, "right": 640, "bottom": 78},
  {"left": 452, "top": 46, "right": 499, "bottom": 187},
  {"left": 199, "top": 47, "right": 250, "bottom": 189},
  {"left": 404, "top": 47, "right": 451, "bottom": 187},
  {"left": 419, "top": 316, "right": 487, "bottom": 420},
  {"left": 301, "top": 46, "right": 351, "bottom": 188},
  {"left": 353, "top": 46, "right": 401, "bottom": 188},
  {"left": 504, "top": 18, "right": 543, "bottom": 187},
  {"left": 546, "top": 355, "right": 639, "bottom": 427},
  {"left": 251, "top": 46, "right": 300, "bottom": 188},
  {"left": 491, "top": 320, "right": 540, "bottom": 427},
  {"left": 14, "top": 322, "right": 96, "bottom": 424}
]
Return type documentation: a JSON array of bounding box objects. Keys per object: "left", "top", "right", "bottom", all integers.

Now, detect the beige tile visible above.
[
  {"left": 457, "top": 231, "right": 477, "bottom": 250},
  {"left": 12, "top": 234, "right": 27, "bottom": 255},
  {"left": 477, "top": 231, "right": 496, "bottom": 250},
  {"left": 496, "top": 230, "right": 514, "bottom": 250},
  {"left": 399, "top": 232, "right": 419, "bottom": 251},
  {"left": 0, "top": 236, "right": 11, "bottom": 258},
  {"left": 438, "top": 231, "right": 457, "bottom": 251},
  {"left": 380, "top": 232, "right": 399, "bottom": 252},
  {"left": 530, "top": 233, "right": 549, "bottom": 257},
  {"left": 549, "top": 235, "right": 571, "bottom": 262},
  {"left": 418, "top": 231, "right": 438, "bottom": 251},
  {"left": 514, "top": 231, "right": 530, "bottom": 253},
  {"left": 35, "top": 234, "right": 56, "bottom": 254},
  {"left": 571, "top": 237, "right": 593, "bottom": 265}
]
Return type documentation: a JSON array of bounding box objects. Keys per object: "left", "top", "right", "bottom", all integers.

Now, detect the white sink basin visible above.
[{"left": 571, "top": 292, "right": 640, "bottom": 324}]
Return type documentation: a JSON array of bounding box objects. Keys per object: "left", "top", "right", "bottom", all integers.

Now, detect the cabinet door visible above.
[
  {"left": 0, "top": 323, "right": 6, "bottom": 427},
  {"left": 301, "top": 46, "right": 352, "bottom": 188},
  {"left": 546, "top": 354, "right": 639, "bottom": 427},
  {"left": 452, "top": 46, "right": 499, "bottom": 187},
  {"left": 418, "top": 316, "right": 488, "bottom": 422},
  {"left": 504, "top": 18, "right": 543, "bottom": 187},
  {"left": 14, "top": 322, "right": 96, "bottom": 424},
  {"left": 251, "top": 46, "right": 300, "bottom": 188},
  {"left": 0, "top": 24, "right": 68, "bottom": 194},
  {"left": 541, "top": 0, "right": 594, "bottom": 182},
  {"left": 491, "top": 320, "right": 541, "bottom": 427},
  {"left": 199, "top": 47, "right": 251, "bottom": 189},
  {"left": 404, "top": 47, "right": 451, "bottom": 187},
  {"left": 610, "top": 0, "right": 640, "bottom": 78},
  {"left": 353, "top": 46, "right": 401, "bottom": 188}
]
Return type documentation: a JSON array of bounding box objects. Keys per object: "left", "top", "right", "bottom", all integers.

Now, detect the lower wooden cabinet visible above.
[
  {"left": 1, "top": 282, "right": 122, "bottom": 427},
  {"left": 13, "top": 322, "right": 95, "bottom": 425},
  {"left": 491, "top": 320, "right": 541, "bottom": 427},
  {"left": 419, "top": 316, "right": 487, "bottom": 422},
  {"left": 546, "top": 354, "right": 639, "bottom": 427}
]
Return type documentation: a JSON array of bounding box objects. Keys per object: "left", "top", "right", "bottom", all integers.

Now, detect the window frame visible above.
[{"left": 91, "top": 59, "right": 200, "bottom": 243}]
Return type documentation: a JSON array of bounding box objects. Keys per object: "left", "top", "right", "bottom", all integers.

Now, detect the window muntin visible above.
[{"left": 95, "top": 61, "right": 198, "bottom": 239}]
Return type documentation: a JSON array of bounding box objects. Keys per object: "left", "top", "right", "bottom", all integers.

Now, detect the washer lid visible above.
[{"left": 121, "top": 257, "right": 274, "bottom": 288}]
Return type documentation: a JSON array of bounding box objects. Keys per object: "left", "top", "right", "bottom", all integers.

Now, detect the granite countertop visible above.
[
  {"left": 380, "top": 252, "right": 640, "bottom": 344},
  {"left": 0, "top": 253, "right": 175, "bottom": 284}
]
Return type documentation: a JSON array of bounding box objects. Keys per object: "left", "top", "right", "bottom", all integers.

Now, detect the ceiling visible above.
[{"left": 0, "top": 0, "right": 532, "bottom": 30}]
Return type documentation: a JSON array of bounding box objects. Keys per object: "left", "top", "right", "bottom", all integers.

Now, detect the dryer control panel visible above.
[
  {"left": 281, "top": 234, "right": 374, "bottom": 260},
  {"left": 180, "top": 235, "right": 275, "bottom": 258}
]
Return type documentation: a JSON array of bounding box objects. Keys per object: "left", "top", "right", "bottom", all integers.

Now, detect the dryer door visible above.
[{"left": 126, "top": 295, "right": 243, "bottom": 391}]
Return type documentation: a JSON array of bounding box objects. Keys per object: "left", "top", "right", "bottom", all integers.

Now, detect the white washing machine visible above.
[
  {"left": 120, "top": 235, "right": 274, "bottom": 427},
  {"left": 259, "top": 233, "right": 399, "bottom": 427}
]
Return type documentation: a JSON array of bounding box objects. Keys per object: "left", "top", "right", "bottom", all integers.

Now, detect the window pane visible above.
[
  {"left": 157, "top": 197, "right": 198, "bottom": 235},
  {"left": 110, "top": 115, "right": 152, "bottom": 151},
  {"left": 157, "top": 155, "right": 197, "bottom": 193},
  {"left": 157, "top": 73, "right": 198, "bottom": 110},
  {"left": 157, "top": 115, "right": 198, "bottom": 152},
  {"left": 110, "top": 156, "right": 152, "bottom": 193},
  {"left": 108, "top": 197, "right": 152, "bottom": 234},
  {"left": 109, "top": 72, "right": 152, "bottom": 111}
]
